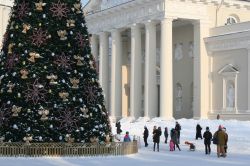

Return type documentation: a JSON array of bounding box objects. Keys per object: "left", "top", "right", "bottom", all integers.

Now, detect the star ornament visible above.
[
  {"left": 24, "top": 79, "right": 47, "bottom": 105},
  {"left": 54, "top": 52, "right": 73, "bottom": 70},
  {"left": 29, "top": 28, "right": 49, "bottom": 47},
  {"left": 83, "top": 83, "right": 99, "bottom": 105},
  {"left": 58, "top": 108, "right": 79, "bottom": 132},
  {"left": 75, "top": 32, "right": 86, "bottom": 48},
  {"left": 0, "top": 104, "right": 11, "bottom": 126},
  {"left": 50, "top": 0, "right": 70, "bottom": 20},
  {"left": 35, "top": 0, "right": 46, "bottom": 11},
  {"left": 16, "top": 1, "right": 30, "bottom": 20},
  {"left": 5, "top": 54, "right": 19, "bottom": 70}
]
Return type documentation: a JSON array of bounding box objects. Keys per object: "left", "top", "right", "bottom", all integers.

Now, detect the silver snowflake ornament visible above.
[
  {"left": 50, "top": 0, "right": 70, "bottom": 20},
  {"left": 5, "top": 54, "right": 19, "bottom": 70},
  {"left": 29, "top": 28, "right": 48, "bottom": 47},
  {"left": 75, "top": 32, "right": 86, "bottom": 48},
  {"left": 54, "top": 52, "right": 73, "bottom": 70},
  {"left": 16, "top": 1, "right": 30, "bottom": 20},
  {"left": 58, "top": 108, "right": 79, "bottom": 132},
  {"left": 24, "top": 79, "right": 47, "bottom": 104},
  {"left": 0, "top": 104, "right": 11, "bottom": 126}
]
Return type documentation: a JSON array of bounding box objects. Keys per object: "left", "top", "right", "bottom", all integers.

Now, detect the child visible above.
[{"left": 169, "top": 139, "right": 175, "bottom": 151}]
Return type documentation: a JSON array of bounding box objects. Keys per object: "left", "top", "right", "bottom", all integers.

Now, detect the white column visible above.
[
  {"left": 99, "top": 32, "right": 110, "bottom": 111},
  {"left": 160, "top": 18, "right": 174, "bottom": 120},
  {"left": 110, "top": 29, "right": 122, "bottom": 121},
  {"left": 91, "top": 34, "right": 98, "bottom": 60},
  {"left": 144, "top": 21, "right": 157, "bottom": 118},
  {"left": 130, "top": 23, "right": 142, "bottom": 119},
  {"left": 248, "top": 48, "right": 250, "bottom": 111},
  {"left": 193, "top": 20, "right": 210, "bottom": 119}
]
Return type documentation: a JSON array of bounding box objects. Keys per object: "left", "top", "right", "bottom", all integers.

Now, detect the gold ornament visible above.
[
  {"left": 22, "top": 24, "right": 30, "bottom": 33},
  {"left": 20, "top": 69, "right": 29, "bottom": 79},
  {"left": 35, "top": 0, "right": 46, "bottom": 11},
  {"left": 59, "top": 92, "right": 69, "bottom": 101},
  {"left": 0, "top": 137, "right": 4, "bottom": 143},
  {"left": 46, "top": 74, "right": 58, "bottom": 85},
  {"left": 8, "top": 43, "right": 14, "bottom": 54},
  {"left": 28, "top": 52, "right": 42, "bottom": 63},
  {"left": 38, "top": 109, "right": 49, "bottom": 121},
  {"left": 7, "top": 82, "right": 15, "bottom": 93},
  {"left": 80, "top": 107, "right": 89, "bottom": 118},
  {"left": 57, "top": 30, "right": 67, "bottom": 40},
  {"left": 10, "top": 22, "right": 15, "bottom": 29},
  {"left": 23, "top": 135, "right": 32, "bottom": 145},
  {"left": 67, "top": 19, "right": 75, "bottom": 27},
  {"left": 65, "top": 134, "right": 74, "bottom": 143},
  {"left": 12, "top": 105, "right": 22, "bottom": 117},
  {"left": 90, "top": 136, "right": 98, "bottom": 144},
  {"left": 22, "top": 61, "right": 26, "bottom": 65},
  {"left": 68, "top": 43, "right": 71, "bottom": 47},
  {"left": 49, "top": 89, "right": 52, "bottom": 93},
  {"left": 15, "top": 25, "right": 19, "bottom": 29},
  {"left": 70, "top": 78, "right": 79, "bottom": 89},
  {"left": 74, "top": 55, "right": 84, "bottom": 66},
  {"left": 73, "top": 3, "right": 81, "bottom": 14}
]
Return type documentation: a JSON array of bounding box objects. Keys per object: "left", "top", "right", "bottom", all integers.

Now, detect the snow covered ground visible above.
[{"left": 1, "top": 118, "right": 250, "bottom": 166}]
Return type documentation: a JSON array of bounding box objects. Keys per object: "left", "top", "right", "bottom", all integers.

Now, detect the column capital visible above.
[
  {"left": 130, "top": 23, "right": 143, "bottom": 29},
  {"left": 161, "top": 16, "right": 177, "bottom": 22},
  {"left": 144, "top": 20, "right": 158, "bottom": 27}
]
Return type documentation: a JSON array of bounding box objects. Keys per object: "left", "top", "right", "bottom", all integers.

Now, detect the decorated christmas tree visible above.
[{"left": 0, "top": 0, "right": 111, "bottom": 143}]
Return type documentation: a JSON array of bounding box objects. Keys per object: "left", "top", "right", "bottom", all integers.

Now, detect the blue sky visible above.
[{"left": 81, "top": 0, "right": 89, "bottom": 6}]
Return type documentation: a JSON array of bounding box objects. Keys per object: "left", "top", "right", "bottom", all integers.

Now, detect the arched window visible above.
[{"left": 225, "top": 16, "right": 238, "bottom": 25}]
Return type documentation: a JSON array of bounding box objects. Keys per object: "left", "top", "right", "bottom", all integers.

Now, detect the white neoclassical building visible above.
[
  {"left": 1, "top": 0, "right": 250, "bottom": 121},
  {"left": 83, "top": 0, "right": 250, "bottom": 121}
]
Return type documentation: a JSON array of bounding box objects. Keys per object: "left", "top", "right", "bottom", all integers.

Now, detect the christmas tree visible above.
[{"left": 0, "top": 0, "right": 111, "bottom": 143}]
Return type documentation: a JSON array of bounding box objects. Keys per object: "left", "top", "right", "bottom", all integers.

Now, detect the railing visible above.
[{"left": 0, "top": 141, "right": 138, "bottom": 157}]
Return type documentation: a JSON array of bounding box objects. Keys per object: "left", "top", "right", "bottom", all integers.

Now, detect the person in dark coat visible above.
[
  {"left": 175, "top": 122, "right": 181, "bottom": 144},
  {"left": 164, "top": 127, "right": 169, "bottom": 143},
  {"left": 115, "top": 121, "right": 122, "bottom": 134},
  {"left": 203, "top": 126, "right": 212, "bottom": 154},
  {"left": 213, "top": 125, "right": 227, "bottom": 157},
  {"left": 153, "top": 127, "right": 162, "bottom": 152},
  {"left": 196, "top": 124, "right": 203, "bottom": 140},
  {"left": 143, "top": 126, "right": 149, "bottom": 147},
  {"left": 170, "top": 128, "right": 181, "bottom": 151}
]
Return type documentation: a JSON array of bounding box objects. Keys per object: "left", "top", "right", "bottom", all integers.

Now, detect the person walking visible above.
[
  {"left": 213, "top": 125, "right": 227, "bottom": 157},
  {"left": 143, "top": 126, "right": 149, "bottom": 147},
  {"left": 175, "top": 122, "right": 181, "bottom": 144},
  {"left": 170, "top": 128, "right": 181, "bottom": 151},
  {"left": 203, "top": 126, "right": 212, "bottom": 154},
  {"left": 196, "top": 124, "right": 203, "bottom": 140},
  {"left": 164, "top": 127, "right": 169, "bottom": 144},
  {"left": 115, "top": 121, "right": 122, "bottom": 134},
  {"left": 123, "top": 131, "right": 131, "bottom": 142},
  {"left": 153, "top": 127, "right": 162, "bottom": 152}
]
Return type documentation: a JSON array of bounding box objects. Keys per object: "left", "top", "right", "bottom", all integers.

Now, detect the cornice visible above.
[
  {"left": 205, "top": 31, "right": 250, "bottom": 52},
  {"left": 86, "top": 0, "right": 165, "bottom": 34}
]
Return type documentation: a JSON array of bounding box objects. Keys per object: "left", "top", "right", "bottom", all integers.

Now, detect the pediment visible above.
[
  {"left": 218, "top": 64, "right": 239, "bottom": 74},
  {"left": 83, "top": 0, "right": 102, "bottom": 13}
]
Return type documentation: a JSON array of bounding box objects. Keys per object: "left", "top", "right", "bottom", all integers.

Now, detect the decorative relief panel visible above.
[
  {"left": 206, "top": 38, "right": 250, "bottom": 52},
  {"left": 86, "top": 1, "right": 164, "bottom": 34}
]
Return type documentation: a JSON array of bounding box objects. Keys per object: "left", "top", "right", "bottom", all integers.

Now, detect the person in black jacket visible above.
[
  {"left": 196, "top": 124, "right": 203, "bottom": 140},
  {"left": 203, "top": 126, "right": 212, "bottom": 154},
  {"left": 153, "top": 127, "right": 162, "bottom": 152},
  {"left": 143, "top": 126, "right": 149, "bottom": 147},
  {"left": 115, "top": 121, "right": 122, "bottom": 134},
  {"left": 175, "top": 122, "right": 181, "bottom": 144},
  {"left": 164, "top": 127, "right": 169, "bottom": 143}
]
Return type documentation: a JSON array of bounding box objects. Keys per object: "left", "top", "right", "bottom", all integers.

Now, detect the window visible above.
[{"left": 226, "top": 16, "right": 237, "bottom": 25}]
